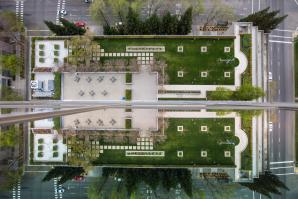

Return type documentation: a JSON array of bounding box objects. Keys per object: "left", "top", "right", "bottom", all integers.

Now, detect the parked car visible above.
[
  {"left": 268, "top": 122, "right": 273, "bottom": 132},
  {"left": 60, "top": 9, "right": 67, "bottom": 16},
  {"left": 73, "top": 176, "right": 85, "bottom": 182},
  {"left": 56, "top": 188, "right": 65, "bottom": 193},
  {"left": 268, "top": 72, "right": 273, "bottom": 81}
]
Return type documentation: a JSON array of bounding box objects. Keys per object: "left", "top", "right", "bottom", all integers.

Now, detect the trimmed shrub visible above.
[
  {"left": 54, "top": 44, "right": 60, "bottom": 50},
  {"left": 39, "top": 51, "right": 45, "bottom": 56},
  {"left": 38, "top": 138, "right": 44, "bottom": 144},
  {"left": 39, "top": 57, "right": 45, "bottom": 63},
  {"left": 53, "top": 145, "right": 58, "bottom": 151},
  {"left": 38, "top": 152, "right": 43, "bottom": 157},
  {"left": 53, "top": 152, "right": 59, "bottom": 157},
  {"left": 38, "top": 145, "right": 43, "bottom": 151},
  {"left": 39, "top": 44, "right": 45, "bottom": 49}
]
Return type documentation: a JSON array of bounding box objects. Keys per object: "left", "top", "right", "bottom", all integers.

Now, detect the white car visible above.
[
  {"left": 60, "top": 9, "right": 67, "bottom": 16},
  {"left": 268, "top": 122, "right": 273, "bottom": 132},
  {"left": 268, "top": 72, "right": 273, "bottom": 81}
]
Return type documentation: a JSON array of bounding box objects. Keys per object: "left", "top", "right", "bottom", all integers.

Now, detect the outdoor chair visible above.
[
  {"left": 89, "top": 90, "right": 95, "bottom": 96},
  {"left": 86, "top": 76, "right": 92, "bottom": 82},
  {"left": 101, "top": 90, "right": 108, "bottom": 96},
  {"left": 110, "top": 76, "right": 117, "bottom": 83},
  {"left": 97, "top": 119, "right": 104, "bottom": 126},
  {"left": 97, "top": 76, "right": 104, "bottom": 82},
  {"left": 79, "top": 90, "right": 85, "bottom": 96}
]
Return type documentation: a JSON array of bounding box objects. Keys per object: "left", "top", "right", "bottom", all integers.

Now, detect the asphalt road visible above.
[{"left": 255, "top": 0, "right": 297, "bottom": 198}]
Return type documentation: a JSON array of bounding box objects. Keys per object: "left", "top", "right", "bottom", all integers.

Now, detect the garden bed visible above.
[
  {"left": 94, "top": 118, "right": 238, "bottom": 166},
  {"left": 95, "top": 37, "right": 239, "bottom": 85}
]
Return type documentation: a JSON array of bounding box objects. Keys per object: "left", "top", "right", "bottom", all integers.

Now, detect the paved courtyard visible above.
[
  {"left": 62, "top": 72, "right": 126, "bottom": 101},
  {"left": 63, "top": 109, "right": 126, "bottom": 129}
]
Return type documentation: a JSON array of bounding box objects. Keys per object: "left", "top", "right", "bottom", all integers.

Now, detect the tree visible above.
[
  {"left": 0, "top": 11, "right": 24, "bottom": 44},
  {"left": 66, "top": 136, "right": 94, "bottom": 171},
  {"left": 42, "top": 166, "right": 84, "bottom": 184},
  {"left": 202, "top": 0, "right": 235, "bottom": 29},
  {"left": 67, "top": 33, "right": 96, "bottom": 67},
  {"left": 44, "top": 18, "right": 85, "bottom": 36},
  {"left": 177, "top": 7, "right": 193, "bottom": 35},
  {"left": 240, "top": 171, "right": 289, "bottom": 198},
  {"left": 89, "top": 0, "right": 110, "bottom": 26},
  {"left": 208, "top": 87, "right": 233, "bottom": 100},
  {"left": 0, "top": 86, "right": 23, "bottom": 101},
  {"left": 0, "top": 54, "right": 21, "bottom": 75},
  {"left": 44, "top": 20, "right": 66, "bottom": 35},
  {"left": 0, "top": 168, "right": 23, "bottom": 192},
  {"left": 59, "top": 18, "right": 86, "bottom": 35},
  {"left": 239, "top": 7, "right": 287, "bottom": 33},
  {"left": 0, "top": 126, "right": 19, "bottom": 148},
  {"left": 233, "top": 84, "right": 265, "bottom": 100},
  {"left": 125, "top": 7, "right": 141, "bottom": 34},
  {"left": 144, "top": 13, "right": 161, "bottom": 34},
  {"left": 161, "top": 12, "right": 178, "bottom": 34}
]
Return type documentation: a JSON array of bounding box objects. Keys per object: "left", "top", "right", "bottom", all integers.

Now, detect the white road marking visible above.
[
  {"left": 294, "top": 0, "right": 298, "bottom": 6},
  {"left": 269, "top": 40, "right": 293, "bottom": 44},
  {"left": 274, "top": 29, "right": 295, "bottom": 32},
  {"left": 276, "top": 173, "right": 296, "bottom": 176},
  {"left": 269, "top": 35, "right": 293, "bottom": 39},
  {"left": 258, "top": 0, "right": 261, "bottom": 10},
  {"left": 270, "top": 165, "right": 294, "bottom": 170},
  {"left": 270, "top": 160, "right": 294, "bottom": 164},
  {"left": 278, "top": 89, "right": 280, "bottom": 95},
  {"left": 278, "top": 75, "right": 280, "bottom": 80}
]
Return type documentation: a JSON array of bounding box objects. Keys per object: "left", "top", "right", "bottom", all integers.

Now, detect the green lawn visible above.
[
  {"left": 96, "top": 37, "right": 239, "bottom": 85},
  {"left": 94, "top": 118, "right": 238, "bottom": 166},
  {"left": 240, "top": 34, "right": 252, "bottom": 85},
  {"left": 295, "top": 39, "right": 298, "bottom": 98}
]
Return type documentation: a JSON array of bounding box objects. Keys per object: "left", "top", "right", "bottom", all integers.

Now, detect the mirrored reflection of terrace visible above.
[{"left": 29, "top": 108, "right": 267, "bottom": 183}]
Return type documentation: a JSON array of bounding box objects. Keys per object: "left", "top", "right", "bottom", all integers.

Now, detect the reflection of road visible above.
[{"left": 17, "top": 172, "right": 94, "bottom": 199}]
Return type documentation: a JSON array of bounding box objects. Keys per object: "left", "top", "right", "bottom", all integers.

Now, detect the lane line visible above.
[
  {"left": 275, "top": 173, "right": 296, "bottom": 176},
  {"left": 269, "top": 40, "right": 293, "bottom": 44},
  {"left": 274, "top": 29, "right": 295, "bottom": 32},
  {"left": 269, "top": 35, "right": 293, "bottom": 39},
  {"left": 270, "top": 160, "right": 294, "bottom": 164},
  {"left": 294, "top": 0, "right": 298, "bottom": 6},
  {"left": 270, "top": 165, "right": 294, "bottom": 170}
]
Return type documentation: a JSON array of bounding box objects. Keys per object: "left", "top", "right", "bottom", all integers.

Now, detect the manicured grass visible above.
[
  {"left": 295, "top": 39, "right": 298, "bottom": 98},
  {"left": 125, "top": 118, "right": 132, "bottom": 129},
  {"left": 125, "top": 89, "right": 132, "bottom": 101},
  {"left": 240, "top": 112, "right": 253, "bottom": 170},
  {"left": 96, "top": 38, "right": 238, "bottom": 85},
  {"left": 94, "top": 118, "right": 238, "bottom": 166},
  {"left": 53, "top": 72, "right": 61, "bottom": 100},
  {"left": 296, "top": 112, "right": 298, "bottom": 166},
  {"left": 53, "top": 117, "right": 61, "bottom": 130},
  {"left": 126, "top": 73, "right": 132, "bottom": 84},
  {"left": 240, "top": 34, "right": 252, "bottom": 85}
]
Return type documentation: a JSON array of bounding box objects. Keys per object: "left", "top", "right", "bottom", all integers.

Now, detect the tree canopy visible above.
[
  {"left": 240, "top": 171, "right": 289, "bottom": 198},
  {"left": 239, "top": 7, "right": 287, "bottom": 33},
  {"left": 44, "top": 18, "right": 86, "bottom": 36},
  {"left": 104, "top": 7, "right": 193, "bottom": 35},
  {"left": 0, "top": 54, "right": 21, "bottom": 75},
  {"left": 42, "top": 166, "right": 85, "bottom": 184}
]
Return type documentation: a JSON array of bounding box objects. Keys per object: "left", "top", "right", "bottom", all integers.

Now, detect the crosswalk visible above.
[
  {"left": 15, "top": 1, "right": 24, "bottom": 23},
  {"left": 54, "top": 178, "right": 63, "bottom": 199},
  {"left": 12, "top": 180, "right": 21, "bottom": 199},
  {"left": 56, "top": 0, "right": 66, "bottom": 25}
]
